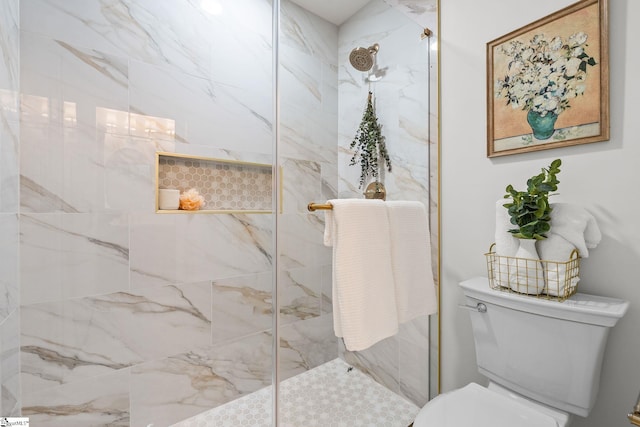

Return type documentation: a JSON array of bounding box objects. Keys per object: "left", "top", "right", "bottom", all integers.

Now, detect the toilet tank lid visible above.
[
  {"left": 414, "top": 383, "right": 559, "bottom": 427},
  {"left": 460, "top": 277, "right": 629, "bottom": 327}
]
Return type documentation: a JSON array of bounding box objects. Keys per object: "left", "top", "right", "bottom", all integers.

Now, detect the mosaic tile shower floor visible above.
[{"left": 171, "top": 358, "right": 419, "bottom": 427}]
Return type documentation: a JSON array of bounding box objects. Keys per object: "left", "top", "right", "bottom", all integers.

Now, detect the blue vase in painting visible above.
[{"left": 527, "top": 110, "right": 558, "bottom": 140}]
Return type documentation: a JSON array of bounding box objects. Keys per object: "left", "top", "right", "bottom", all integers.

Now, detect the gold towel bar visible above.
[{"left": 307, "top": 202, "right": 333, "bottom": 212}]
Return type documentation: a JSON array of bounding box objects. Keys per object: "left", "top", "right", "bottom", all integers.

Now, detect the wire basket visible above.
[{"left": 485, "top": 243, "right": 580, "bottom": 302}]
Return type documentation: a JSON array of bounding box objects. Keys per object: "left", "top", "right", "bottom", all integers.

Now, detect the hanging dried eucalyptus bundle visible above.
[{"left": 349, "top": 91, "right": 392, "bottom": 189}]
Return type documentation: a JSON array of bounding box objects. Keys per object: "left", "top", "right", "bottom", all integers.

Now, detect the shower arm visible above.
[
  {"left": 628, "top": 390, "right": 640, "bottom": 426},
  {"left": 421, "top": 27, "right": 432, "bottom": 40}
]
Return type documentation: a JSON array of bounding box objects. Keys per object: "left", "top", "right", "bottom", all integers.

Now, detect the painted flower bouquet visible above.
[{"left": 495, "top": 32, "right": 597, "bottom": 139}]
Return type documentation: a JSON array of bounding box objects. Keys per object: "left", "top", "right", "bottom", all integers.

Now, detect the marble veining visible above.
[
  {"left": 21, "top": 282, "right": 212, "bottom": 394},
  {"left": 172, "top": 358, "right": 418, "bottom": 427},
  {"left": 12, "top": 0, "right": 438, "bottom": 424},
  {"left": 18, "top": 121, "right": 67, "bottom": 213},
  {"left": 1, "top": 310, "right": 21, "bottom": 417},
  {"left": 131, "top": 354, "right": 242, "bottom": 426},
  {"left": 279, "top": 314, "right": 337, "bottom": 381},
  {"left": 103, "top": 133, "right": 161, "bottom": 213},
  {"left": 281, "top": 158, "right": 322, "bottom": 213},
  {"left": 21, "top": 368, "right": 130, "bottom": 426},
  {"left": 21, "top": 214, "right": 128, "bottom": 260},
  {"left": 320, "top": 264, "right": 333, "bottom": 314},
  {"left": 57, "top": 40, "right": 128, "bottom": 90},
  {"left": 279, "top": 212, "right": 327, "bottom": 270},
  {"left": 130, "top": 332, "right": 273, "bottom": 427},
  {"left": 0, "top": 214, "right": 18, "bottom": 320},
  {"left": 0, "top": 0, "right": 20, "bottom": 419},
  {"left": 20, "top": 213, "right": 130, "bottom": 305},
  {"left": 341, "top": 335, "right": 401, "bottom": 395},
  {"left": 130, "top": 213, "right": 274, "bottom": 292},
  {"left": 129, "top": 213, "right": 178, "bottom": 289},
  {"left": 19, "top": 31, "right": 132, "bottom": 213},
  {"left": 140, "top": 213, "right": 273, "bottom": 286},
  {"left": 0, "top": 122, "right": 19, "bottom": 213},
  {"left": 129, "top": 60, "right": 272, "bottom": 151},
  {"left": 211, "top": 272, "right": 273, "bottom": 344},
  {"left": 280, "top": 0, "right": 338, "bottom": 66},
  {"left": 21, "top": 0, "right": 213, "bottom": 78},
  {"left": 279, "top": 267, "right": 321, "bottom": 324},
  {"left": 383, "top": 0, "right": 438, "bottom": 28},
  {"left": 20, "top": 170, "right": 76, "bottom": 214},
  {"left": 0, "top": 0, "right": 19, "bottom": 102},
  {"left": 279, "top": 0, "right": 339, "bottom": 170}
]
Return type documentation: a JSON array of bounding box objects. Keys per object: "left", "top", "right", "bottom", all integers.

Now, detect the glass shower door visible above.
[
  {"left": 276, "top": 0, "right": 439, "bottom": 425},
  {"left": 12, "top": 1, "right": 278, "bottom": 426}
]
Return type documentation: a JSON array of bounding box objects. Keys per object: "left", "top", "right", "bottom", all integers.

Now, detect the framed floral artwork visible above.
[{"left": 487, "top": 0, "right": 609, "bottom": 157}]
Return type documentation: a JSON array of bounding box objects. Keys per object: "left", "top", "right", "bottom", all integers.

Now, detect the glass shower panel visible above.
[
  {"left": 277, "top": 0, "right": 438, "bottom": 425},
  {"left": 0, "top": 0, "right": 439, "bottom": 424},
  {"left": 0, "top": 0, "right": 20, "bottom": 419},
  {"left": 13, "top": 0, "right": 276, "bottom": 426}
]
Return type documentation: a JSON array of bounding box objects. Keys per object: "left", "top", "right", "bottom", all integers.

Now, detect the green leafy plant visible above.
[
  {"left": 350, "top": 91, "right": 391, "bottom": 189},
  {"left": 503, "top": 159, "right": 561, "bottom": 240}
]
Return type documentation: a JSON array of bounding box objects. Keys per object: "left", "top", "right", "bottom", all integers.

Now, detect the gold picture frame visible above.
[{"left": 487, "top": 0, "right": 609, "bottom": 157}]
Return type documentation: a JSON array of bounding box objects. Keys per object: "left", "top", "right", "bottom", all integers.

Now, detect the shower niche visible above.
[{"left": 155, "top": 152, "right": 273, "bottom": 213}]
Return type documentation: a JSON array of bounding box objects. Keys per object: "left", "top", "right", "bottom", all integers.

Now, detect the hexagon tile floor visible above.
[{"left": 171, "top": 358, "right": 419, "bottom": 427}]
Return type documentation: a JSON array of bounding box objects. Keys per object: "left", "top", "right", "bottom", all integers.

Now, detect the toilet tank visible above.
[{"left": 460, "top": 277, "right": 629, "bottom": 417}]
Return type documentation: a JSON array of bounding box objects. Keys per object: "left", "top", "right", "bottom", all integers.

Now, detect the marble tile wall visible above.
[
  {"left": 337, "top": 0, "right": 437, "bottom": 407},
  {"left": 278, "top": 0, "right": 340, "bottom": 381},
  {"left": 8, "top": 0, "right": 436, "bottom": 424},
  {"left": 16, "top": 0, "right": 286, "bottom": 425},
  {"left": 0, "top": 0, "right": 21, "bottom": 418}
]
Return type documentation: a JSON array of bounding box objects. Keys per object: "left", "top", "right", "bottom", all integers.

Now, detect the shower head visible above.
[{"left": 349, "top": 43, "right": 379, "bottom": 72}]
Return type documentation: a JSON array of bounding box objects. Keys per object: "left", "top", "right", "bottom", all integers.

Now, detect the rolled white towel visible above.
[
  {"left": 537, "top": 234, "right": 580, "bottom": 296},
  {"left": 495, "top": 199, "right": 519, "bottom": 256},
  {"left": 493, "top": 199, "right": 520, "bottom": 288},
  {"left": 548, "top": 203, "right": 601, "bottom": 258}
]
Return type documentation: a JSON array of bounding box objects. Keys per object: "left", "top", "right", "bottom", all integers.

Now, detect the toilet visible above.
[{"left": 414, "top": 276, "right": 629, "bottom": 426}]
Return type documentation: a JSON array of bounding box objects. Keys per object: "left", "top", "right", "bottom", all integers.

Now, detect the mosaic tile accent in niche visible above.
[{"left": 157, "top": 154, "right": 272, "bottom": 211}]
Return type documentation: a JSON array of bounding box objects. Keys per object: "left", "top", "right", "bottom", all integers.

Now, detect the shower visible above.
[
  {"left": 1, "top": 0, "right": 437, "bottom": 425},
  {"left": 349, "top": 43, "right": 379, "bottom": 71},
  {"left": 350, "top": 42, "right": 387, "bottom": 82}
]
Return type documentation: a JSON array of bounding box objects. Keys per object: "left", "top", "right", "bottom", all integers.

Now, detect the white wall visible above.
[{"left": 441, "top": 0, "right": 640, "bottom": 425}]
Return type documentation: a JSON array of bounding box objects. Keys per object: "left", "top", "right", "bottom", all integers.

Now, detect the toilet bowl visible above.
[
  {"left": 414, "top": 277, "right": 629, "bottom": 426},
  {"left": 413, "top": 382, "right": 564, "bottom": 427}
]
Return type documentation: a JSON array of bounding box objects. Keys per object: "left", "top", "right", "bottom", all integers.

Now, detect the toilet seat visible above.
[{"left": 413, "top": 383, "right": 560, "bottom": 427}]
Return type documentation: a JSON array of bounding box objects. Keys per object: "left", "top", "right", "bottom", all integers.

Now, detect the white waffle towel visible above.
[
  {"left": 385, "top": 201, "right": 437, "bottom": 322},
  {"left": 324, "top": 199, "right": 398, "bottom": 351}
]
